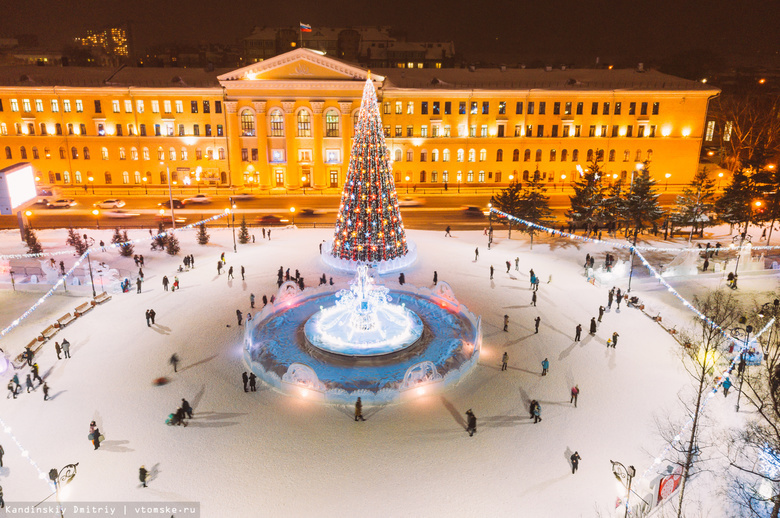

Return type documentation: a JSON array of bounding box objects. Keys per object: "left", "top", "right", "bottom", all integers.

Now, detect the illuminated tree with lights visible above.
[{"left": 331, "top": 77, "right": 408, "bottom": 263}]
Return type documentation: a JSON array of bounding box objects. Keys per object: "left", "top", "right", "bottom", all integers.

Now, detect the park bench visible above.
[
  {"left": 74, "top": 301, "right": 95, "bottom": 317},
  {"left": 40, "top": 324, "right": 59, "bottom": 341},
  {"left": 93, "top": 291, "right": 112, "bottom": 304},
  {"left": 56, "top": 313, "right": 77, "bottom": 328},
  {"left": 15, "top": 337, "right": 45, "bottom": 363}
]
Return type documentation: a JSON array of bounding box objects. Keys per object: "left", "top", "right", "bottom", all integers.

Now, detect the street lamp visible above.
[
  {"left": 610, "top": 460, "right": 643, "bottom": 515},
  {"left": 488, "top": 198, "right": 495, "bottom": 249},
  {"left": 665, "top": 173, "right": 671, "bottom": 191},
  {"left": 405, "top": 175, "right": 410, "bottom": 194},
  {"left": 301, "top": 175, "right": 308, "bottom": 195},
  {"left": 142, "top": 176, "right": 148, "bottom": 195},
  {"left": 86, "top": 250, "right": 96, "bottom": 298},
  {"left": 47, "top": 463, "right": 79, "bottom": 518},
  {"left": 731, "top": 323, "right": 753, "bottom": 412},
  {"left": 88, "top": 176, "right": 94, "bottom": 194},
  {"left": 717, "top": 172, "right": 724, "bottom": 190},
  {"left": 91, "top": 209, "right": 100, "bottom": 229},
  {"left": 226, "top": 199, "right": 236, "bottom": 253},
  {"left": 290, "top": 206, "right": 296, "bottom": 226},
  {"left": 560, "top": 174, "right": 566, "bottom": 192},
  {"left": 161, "top": 162, "right": 176, "bottom": 229},
  {"left": 25, "top": 210, "right": 33, "bottom": 229},
  {"left": 732, "top": 232, "right": 752, "bottom": 278}
]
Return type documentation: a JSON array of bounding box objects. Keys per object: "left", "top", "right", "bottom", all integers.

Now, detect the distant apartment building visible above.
[{"left": 75, "top": 25, "right": 131, "bottom": 66}]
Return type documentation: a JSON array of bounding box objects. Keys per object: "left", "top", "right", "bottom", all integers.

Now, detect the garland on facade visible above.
[{"left": 331, "top": 77, "right": 408, "bottom": 262}]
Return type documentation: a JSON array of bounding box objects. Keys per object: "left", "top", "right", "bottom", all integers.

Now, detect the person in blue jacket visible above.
[{"left": 722, "top": 377, "right": 732, "bottom": 397}]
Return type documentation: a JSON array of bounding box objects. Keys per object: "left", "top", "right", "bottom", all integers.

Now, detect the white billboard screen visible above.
[{"left": 0, "top": 163, "right": 37, "bottom": 215}]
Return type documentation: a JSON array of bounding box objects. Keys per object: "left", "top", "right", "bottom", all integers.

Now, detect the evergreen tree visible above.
[
  {"left": 602, "top": 179, "right": 627, "bottom": 236},
  {"left": 23, "top": 226, "right": 43, "bottom": 254},
  {"left": 111, "top": 228, "right": 123, "bottom": 246},
  {"left": 196, "top": 222, "right": 210, "bottom": 245},
  {"left": 623, "top": 162, "right": 665, "bottom": 241},
  {"left": 674, "top": 167, "right": 718, "bottom": 241},
  {"left": 238, "top": 216, "right": 250, "bottom": 244},
  {"left": 152, "top": 222, "right": 167, "bottom": 251},
  {"left": 715, "top": 168, "right": 760, "bottom": 235},
  {"left": 66, "top": 228, "right": 88, "bottom": 255},
  {"left": 567, "top": 159, "right": 608, "bottom": 234},
  {"left": 165, "top": 233, "right": 180, "bottom": 256},
  {"left": 754, "top": 166, "right": 780, "bottom": 244},
  {"left": 331, "top": 77, "right": 408, "bottom": 262},
  {"left": 119, "top": 231, "right": 134, "bottom": 257},
  {"left": 491, "top": 179, "right": 523, "bottom": 237},
  {"left": 516, "top": 174, "right": 554, "bottom": 247}
]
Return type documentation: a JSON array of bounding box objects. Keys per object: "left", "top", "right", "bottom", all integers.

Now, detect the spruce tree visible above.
[
  {"left": 152, "top": 222, "right": 167, "bottom": 251},
  {"left": 111, "top": 228, "right": 123, "bottom": 245},
  {"left": 166, "top": 233, "right": 180, "bottom": 256},
  {"left": 492, "top": 180, "right": 523, "bottom": 237},
  {"left": 238, "top": 216, "right": 250, "bottom": 244},
  {"left": 567, "top": 159, "right": 607, "bottom": 234},
  {"left": 66, "top": 228, "right": 88, "bottom": 255},
  {"left": 674, "top": 167, "right": 717, "bottom": 241},
  {"left": 331, "top": 77, "right": 408, "bottom": 262},
  {"left": 23, "top": 226, "right": 43, "bottom": 254},
  {"left": 516, "top": 174, "right": 554, "bottom": 247},
  {"left": 715, "top": 168, "right": 759, "bottom": 235},
  {"left": 623, "top": 162, "right": 664, "bottom": 240},
  {"left": 119, "top": 231, "right": 134, "bottom": 257},
  {"left": 196, "top": 222, "right": 210, "bottom": 245}
]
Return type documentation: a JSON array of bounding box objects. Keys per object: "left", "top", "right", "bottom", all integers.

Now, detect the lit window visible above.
[
  {"left": 136, "top": 100, "right": 144, "bottom": 113},
  {"left": 480, "top": 125, "right": 487, "bottom": 137},
  {"left": 63, "top": 100, "right": 71, "bottom": 113},
  {"left": 119, "top": 148, "right": 126, "bottom": 160},
  {"left": 102, "top": 147, "right": 109, "bottom": 160},
  {"left": 175, "top": 100, "right": 183, "bottom": 113},
  {"left": 143, "top": 148, "right": 150, "bottom": 160},
  {"left": 164, "top": 100, "right": 172, "bottom": 114},
  {"left": 0, "top": 123, "right": 5, "bottom": 136},
  {"left": 10, "top": 99, "right": 18, "bottom": 112},
  {"left": 125, "top": 100, "right": 132, "bottom": 113},
  {"left": 75, "top": 100, "right": 83, "bottom": 112},
  {"left": 51, "top": 99, "right": 59, "bottom": 112},
  {"left": 457, "top": 149, "right": 464, "bottom": 162},
  {"left": 443, "top": 149, "right": 450, "bottom": 162},
  {"left": 23, "top": 99, "right": 31, "bottom": 112},
  {"left": 395, "top": 102, "right": 402, "bottom": 114},
  {"left": 122, "top": 171, "right": 129, "bottom": 184},
  {"left": 181, "top": 148, "right": 188, "bottom": 160},
  {"left": 406, "top": 102, "right": 414, "bottom": 114},
  {"left": 35, "top": 99, "right": 43, "bottom": 112},
  {"left": 468, "top": 149, "right": 475, "bottom": 162},
  {"left": 479, "top": 149, "right": 486, "bottom": 162},
  {"left": 723, "top": 121, "right": 733, "bottom": 142},
  {"left": 113, "top": 100, "right": 120, "bottom": 113},
  {"left": 325, "top": 110, "right": 339, "bottom": 137},
  {"left": 169, "top": 147, "right": 176, "bottom": 161},
  {"left": 131, "top": 148, "right": 138, "bottom": 160},
  {"left": 152, "top": 100, "right": 159, "bottom": 113},
  {"left": 420, "top": 126, "right": 427, "bottom": 138},
  {"left": 270, "top": 110, "right": 284, "bottom": 137},
  {"left": 134, "top": 171, "right": 141, "bottom": 184},
  {"left": 705, "top": 121, "right": 715, "bottom": 142},
  {"left": 297, "top": 111, "right": 312, "bottom": 137}
]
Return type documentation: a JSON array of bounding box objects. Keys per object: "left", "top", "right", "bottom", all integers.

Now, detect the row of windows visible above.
[
  {"left": 391, "top": 147, "right": 654, "bottom": 163},
  {"left": 240, "top": 148, "right": 342, "bottom": 163},
  {"left": 0, "top": 98, "right": 222, "bottom": 115},
  {"left": 45, "top": 169, "right": 228, "bottom": 186},
  {"left": 383, "top": 100, "right": 661, "bottom": 117},
  {"left": 0, "top": 121, "right": 225, "bottom": 138},
  {"left": 240, "top": 108, "right": 340, "bottom": 138},
  {"left": 383, "top": 123, "right": 675, "bottom": 139},
  {"left": 392, "top": 168, "right": 634, "bottom": 185},
  {"left": 4, "top": 145, "right": 225, "bottom": 161}
]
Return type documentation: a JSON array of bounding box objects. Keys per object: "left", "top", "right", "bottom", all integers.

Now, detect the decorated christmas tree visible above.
[{"left": 331, "top": 77, "right": 408, "bottom": 263}]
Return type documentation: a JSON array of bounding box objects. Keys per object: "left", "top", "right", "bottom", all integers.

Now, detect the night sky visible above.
[{"left": 3, "top": 0, "right": 778, "bottom": 59}]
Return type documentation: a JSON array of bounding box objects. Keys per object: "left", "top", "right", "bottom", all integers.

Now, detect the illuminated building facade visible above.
[{"left": 0, "top": 49, "right": 719, "bottom": 191}]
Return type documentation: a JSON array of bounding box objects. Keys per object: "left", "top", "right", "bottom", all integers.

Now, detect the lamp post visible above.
[
  {"left": 405, "top": 175, "right": 410, "bottom": 194},
  {"left": 717, "top": 172, "right": 724, "bottom": 190},
  {"left": 560, "top": 174, "right": 566, "bottom": 192},
  {"left": 88, "top": 176, "right": 94, "bottom": 195},
  {"left": 10, "top": 269, "right": 15, "bottom": 291},
  {"left": 47, "top": 463, "right": 79, "bottom": 518},
  {"left": 731, "top": 323, "right": 753, "bottom": 412},
  {"left": 161, "top": 163, "right": 176, "bottom": 229},
  {"left": 228, "top": 197, "right": 236, "bottom": 253},
  {"left": 665, "top": 173, "right": 671, "bottom": 191},
  {"left": 488, "top": 198, "right": 495, "bottom": 249},
  {"left": 91, "top": 209, "right": 100, "bottom": 229},
  {"left": 301, "top": 175, "right": 308, "bottom": 195},
  {"left": 732, "top": 232, "right": 752, "bottom": 278},
  {"left": 290, "top": 206, "right": 296, "bottom": 226},
  {"left": 142, "top": 176, "right": 148, "bottom": 194},
  {"left": 85, "top": 251, "right": 96, "bottom": 298},
  {"left": 610, "top": 460, "right": 642, "bottom": 515}
]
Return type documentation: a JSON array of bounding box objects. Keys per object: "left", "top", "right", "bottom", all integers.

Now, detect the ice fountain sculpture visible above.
[{"left": 304, "top": 265, "right": 423, "bottom": 356}]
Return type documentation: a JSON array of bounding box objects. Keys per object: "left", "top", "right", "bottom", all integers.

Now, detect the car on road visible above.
[
  {"left": 232, "top": 192, "right": 256, "bottom": 200},
  {"left": 299, "top": 208, "right": 327, "bottom": 216},
  {"left": 47, "top": 198, "right": 77, "bottom": 208},
  {"left": 462, "top": 205, "right": 485, "bottom": 217},
  {"left": 256, "top": 214, "right": 282, "bottom": 225},
  {"left": 158, "top": 199, "right": 186, "bottom": 209},
  {"left": 95, "top": 199, "right": 126, "bottom": 209},
  {"left": 36, "top": 187, "right": 54, "bottom": 205},
  {"left": 398, "top": 197, "right": 425, "bottom": 207},
  {"left": 104, "top": 209, "right": 140, "bottom": 218},
  {"left": 184, "top": 194, "right": 212, "bottom": 204}
]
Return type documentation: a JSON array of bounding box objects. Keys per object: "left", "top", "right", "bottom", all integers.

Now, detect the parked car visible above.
[
  {"left": 158, "top": 199, "right": 186, "bottom": 209},
  {"left": 462, "top": 206, "right": 485, "bottom": 217},
  {"left": 256, "top": 214, "right": 282, "bottom": 225},
  {"left": 95, "top": 199, "right": 126, "bottom": 209},
  {"left": 104, "top": 209, "right": 140, "bottom": 218},
  {"left": 47, "top": 198, "right": 77, "bottom": 208},
  {"left": 185, "top": 194, "right": 212, "bottom": 204},
  {"left": 398, "top": 197, "right": 425, "bottom": 207},
  {"left": 36, "top": 187, "right": 54, "bottom": 205}
]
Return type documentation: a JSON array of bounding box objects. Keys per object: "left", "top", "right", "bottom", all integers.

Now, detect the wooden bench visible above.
[
  {"left": 56, "top": 313, "right": 77, "bottom": 328},
  {"left": 93, "top": 291, "right": 112, "bottom": 304},
  {"left": 74, "top": 301, "right": 95, "bottom": 317},
  {"left": 40, "top": 324, "right": 59, "bottom": 341},
  {"left": 16, "top": 338, "right": 45, "bottom": 363}
]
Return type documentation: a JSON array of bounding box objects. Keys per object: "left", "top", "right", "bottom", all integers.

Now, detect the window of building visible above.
[
  {"left": 4, "top": 146, "right": 10, "bottom": 159},
  {"left": 407, "top": 102, "right": 414, "bottom": 114},
  {"left": 22, "top": 99, "right": 31, "bottom": 112},
  {"left": 268, "top": 110, "right": 284, "bottom": 137},
  {"left": 178, "top": 124, "right": 185, "bottom": 136},
  {"left": 480, "top": 125, "right": 488, "bottom": 137},
  {"left": 628, "top": 102, "right": 636, "bottom": 115},
  {"left": 420, "top": 150, "right": 427, "bottom": 162},
  {"left": 623, "top": 150, "right": 630, "bottom": 161},
  {"left": 116, "top": 124, "right": 123, "bottom": 136},
  {"left": 609, "top": 149, "right": 616, "bottom": 161},
  {"left": 25, "top": 122, "right": 34, "bottom": 135},
  {"left": 561, "top": 149, "right": 568, "bottom": 161},
  {"left": 442, "top": 149, "right": 450, "bottom": 162},
  {"left": 523, "top": 149, "right": 530, "bottom": 161},
  {"left": 119, "top": 147, "right": 126, "bottom": 160},
  {"left": 572, "top": 149, "right": 579, "bottom": 161},
  {"left": 469, "top": 125, "right": 476, "bottom": 137},
  {"left": 169, "top": 147, "right": 176, "bottom": 161},
  {"left": 652, "top": 102, "right": 659, "bottom": 115},
  {"left": 83, "top": 147, "right": 90, "bottom": 159},
  {"left": 407, "top": 149, "right": 413, "bottom": 162},
  {"left": 121, "top": 171, "right": 129, "bottom": 184},
  {"left": 477, "top": 171, "right": 485, "bottom": 183},
  {"left": 74, "top": 171, "right": 81, "bottom": 183},
  {"left": 195, "top": 148, "right": 202, "bottom": 160},
  {"left": 575, "top": 102, "right": 583, "bottom": 115},
  {"left": 445, "top": 101, "right": 452, "bottom": 115},
  {"left": 626, "top": 125, "right": 633, "bottom": 137},
  {"left": 549, "top": 149, "right": 556, "bottom": 161},
  {"left": 50, "top": 99, "right": 58, "bottom": 112},
  {"left": 152, "top": 100, "right": 159, "bottom": 113},
  {"left": 131, "top": 148, "right": 138, "bottom": 160},
  {"left": 164, "top": 100, "right": 172, "bottom": 114},
  {"left": 217, "top": 125, "right": 223, "bottom": 137},
  {"left": 383, "top": 102, "right": 390, "bottom": 115},
  {"left": 637, "top": 125, "right": 645, "bottom": 138},
  {"left": 395, "top": 125, "right": 402, "bottom": 137},
  {"left": 58, "top": 147, "right": 65, "bottom": 159},
  {"left": 384, "top": 126, "right": 391, "bottom": 137},
  {"left": 459, "top": 102, "right": 467, "bottom": 115},
  {"left": 63, "top": 99, "right": 71, "bottom": 113},
  {"left": 10, "top": 99, "right": 18, "bottom": 112},
  {"left": 128, "top": 124, "right": 135, "bottom": 136},
  {"left": 468, "top": 149, "right": 476, "bottom": 162},
  {"left": 215, "top": 101, "right": 222, "bottom": 114},
  {"left": 394, "top": 149, "right": 402, "bottom": 162},
  {"left": 611, "top": 102, "right": 620, "bottom": 115},
  {"left": 535, "top": 149, "right": 542, "bottom": 161},
  {"left": 136, "top": 100, "right": 144, "bottom": 113},
  {"left": 405, "top": 125, "right": 412, "bottom": 137},
  {"left": 432, "top": 149, "right": 439, "bottom": 162},
  {"left": 723, "top": 121, "right": 733, "bottom": 141},
  {"left": 100, "top": 147, "right": 109, "bottom": 160},
  {"left": 79, "top": 123, "right": 86, "bottom": 135},
  {"left": 433, "top": 101, "right": 440, "bottom": 115},
  {"left": 324, "top": 110, "right": 339, "bottom": 137},
  {"left": 481, "top": 101, "right": 489, "bottom": 114},
  {"left": 0, "top": 123, "right": 6, "bottom": 136},
  {"left": 705, "top": 120, "right": 715, "bottom": 141},
  {"left": 75, "top": 100, "right": 83, "bottom": 112},
  {"left": 496, "top": 149, "right": 503, "bottom": 162},
  {"left": 297, "top": 110, "right": 311, "bottom": 137},
  {"left": 457, "top": 149, "right": 464, "bottom": 162},
  {"left": 640, "top": 102, "right": 648, "bottom": 116},
  {"left": 190, "top": 100, "right": 198, "bottom": 113},
  {"left": 431, "top": 171, "right": 438, "bottom": 183},
  {"left": 590, "top": 102, "right": 598, "bottom": 115},
  {"left": 241, "top": 109, "right": 256, "bottom": 137},
  {"left": 71, "top": 147, "right": 78, "bottom": 159},
  {"left": 143, "top": 148, "right": 150, "bottom": 160},
  {"left": 34, "top": 99, "right": 43, "bottom": 112},
  {"left": 174, "top": 100, "right": 183, "bottom": 113},
  {"left": 536, "top": 125, "right": 544, "bottom": 137},
  {"left": 392, "top": 101, "right": 401, "bottom": 115},
  {"left": 420, "top": 125, "right": 427, "bottom": 137},
  {"left": 421, "top": 102, "right": 428, "bottom": 114},
  {"left": 551, "top": 125, "right": 558, "bottom": 138},
  {"left": 120, "top": 99, "right": 129, "bottom": 113},
  {"left": 538, "top": 102, "right": 545, "bottom": 115},
  {"left": 586, "top": 149, "right": 593, "bottom": 161},
  {"left": 113, "top": 100, "right": 121, "bottom": 113},
  {"left": 39, "top": 123, "right": 47, "bottom": 136},
  {"left": 20, "top": 146, "right": 27, "bottom": 159},
  {"left": 528, "top": 102, "right": 534, "bottom": 115}
]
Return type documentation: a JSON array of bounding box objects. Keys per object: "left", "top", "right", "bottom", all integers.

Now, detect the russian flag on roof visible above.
[{"left": 300, "top": 23, "right": 312, "bottom": 32}]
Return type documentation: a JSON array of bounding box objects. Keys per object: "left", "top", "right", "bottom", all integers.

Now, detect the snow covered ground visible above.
[{"left": 0, "top": 223, "right": 776, "bottom": 517}]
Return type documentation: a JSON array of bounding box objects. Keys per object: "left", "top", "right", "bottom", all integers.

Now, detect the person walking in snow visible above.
[
  {"left": 145, "top": 309, "right": 151, "bottom": 327},
  {"left": 501, "top": 352, "right": 509, "bottom": 371},
  {"left": 531, "top": 291, "right": 537, "bottom": 306},
  {"left": 217, "top": 261, "right": 222, "bottom": 275},
  {"left": 181, "top": 398, "right": 193, "bottom": 419},
  {"left": 24, "top": 346, "right": 33, "bottom": 366},
  {"left": 722, "top": 377, "right": 732, "bottom": 397},
  {"left": 42, "top": 382, "right": 49, "bottom": 401},
  {"left": 262, "top": 295, "right": 268, "bottom": 307},
  {"left": 574, "top": 324, "right": 582, "bottom": 341},
  {"left": 607, "top": 288, "right": 614, "bottom": 309},
  {"left": 25, "top": 374, "right": 34, "bottom": 393},
  {"left": 220, "top": 252, "right": 225, "bottom": 263},
  {"left": 465, "top": 409, "right": 477, "bottom": 436},
  {"left": 12, "top": 373, "right": 20, "bottom": 393},
  {"left": 6, "top": 380, "right": 17, "bottom": 399},
  {"left": 532, "top": 402, "right": 542, "bottom": 423},
  {"left": 54, "top": 341, "right": 62, "bottom": 360},
  {"left": 248, "top": 372, "right": 257, "bottom": 392},
  {"left": 228, "top": 266, "right": 234, "bottom": 280},
  {"left": 262, "top": 228, "right": 266, "bottom": 239},
  {"left": 589, "top": 317, "right": 597, "bottom": 334},
  {"left": 61, "top": 339, "right": 71, "bottom": 358},
  {"left": 169, "top": 353, "right": 179, "bottom": 373},
  {"left": 433, "top": 271, "right": 438, "bottom": 285},
  {"left": 236, "top": 309, "right": 242, "bottom": 326},
  {"left": 250, "top": 293, "right": 256, "bottom": 309},
  {"left": 474, "top": 247, "right": 479, "bottom": 261},
  {"left": 503, "top": 314, "right": 509, "bottom": 332},
  {"left": 138, "top": 268, "right": 144, "bottom": 281},
  {"left": 355, "top": 397, "right": 366, "bottom": 421},
  {"left": 242, "top": 372, "right": 249, "bottom": 392},
  {"left": 598, "top": 305, "right": 605, "bottom": 322},
  {"left": 541, "top": 358, "right": 549, "bottom": 376},
  {"left": 506, "top": 261, "right": 511, "bottom": 273},
  {"left": 570, "top": 385, "right": 580, "bottom": 407},
  {"left": 571, "top": 452, "right": 581, "bottom": 473},
  {"left": 31, "top": 363, "right": 42, "bottom": 385},
  {"left": 515, "top": 257, "right": 519, "bottom": 271},
  {"left": 89, "top": 421, "right": 101, "bottom": 450},
  {"left": 535, "top": 316, "right": 541, "bottom": 333},
  {"left": 0, "top": 484, "right": 4, "bottom": 508},
  {"left": 136, "top": 278, "right": 142, "bottom": 293},
  {"left": 139, "top": 466, "right": 148, "bottom": 488},
  {"left": 162, "top": 276, "right": 169, "bottom": 291},
  {"left": 611, "top": 331, "right": 619, "bottom": 348},
  {"left": 0, "top": 443, "right": 4, "bottom": 466},
  {"left": 490, "top": 265, "right": 494, "bottom": 280},
  {"left": 398, "top": 273, "right": 405, "bottom": 285},
  {"left": 149, "top": 309, "right": 156, "bottom": 325},
  {"left": 444, "top": 226, "right": 452, "bottom": 237}
]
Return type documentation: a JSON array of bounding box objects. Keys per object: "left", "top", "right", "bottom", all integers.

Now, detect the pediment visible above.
[{"left": 218, "top": 48, "right": 383, "bottom": 83}]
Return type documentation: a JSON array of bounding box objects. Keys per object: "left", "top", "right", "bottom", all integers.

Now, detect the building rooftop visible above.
[{"left": 0, "top": 66, "right": 228, "bottom": 88}]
